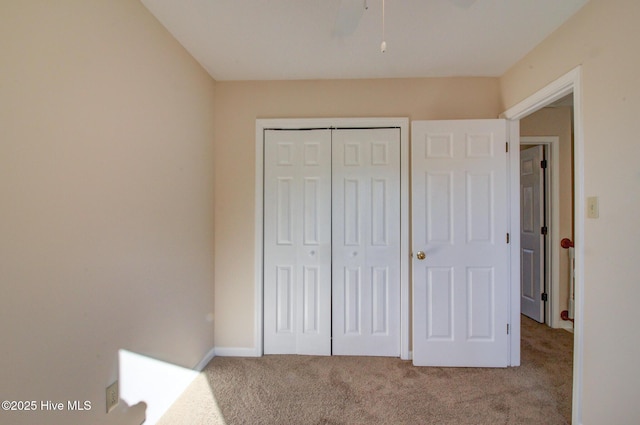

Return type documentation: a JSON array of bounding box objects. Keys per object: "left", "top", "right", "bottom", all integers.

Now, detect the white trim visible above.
[
  {"left": 506, "top": 120, "right": 521, "bottom": 367},
  {"left": 255, "top": 118, "right": 411, "bottom": 360},
  {"left": 520, "top": 136, "right": 569, "bottom": 330},
  {"left": 398, "top": 121, "right": 410, "bottom": 361},
  {"left": 194, "top": 347, "right": 216, "bottom": 371},
  {"left": 501, "top": 67, "right": 578, "bottom": 120},
  {"left": 214, "top": 347, "right": 261, "bottom": 357},
  {"left": 501, "top": 66, "right": 584, "bottom": 425},
  {"left": 254, "top": 123, "right": 265, "bottom": 357}
]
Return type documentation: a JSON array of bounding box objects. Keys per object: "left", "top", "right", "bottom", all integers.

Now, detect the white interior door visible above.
[
  {"left": 412, "top": 119, "right": 509, "bottom": 367},
  {"left": 520, "top": 145, "right": 545, "bottom": 323},
  {"left": 332, "top": 128, "right": 401, "bottom": 356},
  {"left": 263, "top": 129, "right": 332, "bottom": 355}
]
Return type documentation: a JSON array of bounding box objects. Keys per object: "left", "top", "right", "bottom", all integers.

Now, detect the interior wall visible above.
[
  {"left": 500, "top": 0, "right": 640, "bottom": 422},
  {"left": 0, "top": 1, "right": 216, "bottom": 424},
  {"left": 212, "top": 78, "right": 502, "bottom": 349},
  {"left": 520, "top": 107, "right": 573, "bottom": 328}
]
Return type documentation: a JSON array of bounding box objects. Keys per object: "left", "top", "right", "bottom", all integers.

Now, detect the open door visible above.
[
  {"left": 412, "top": 119, "right": 509, "bottom": 367},
  {"left": 520, "top": 145, "right": 545, "bottom": 323}
]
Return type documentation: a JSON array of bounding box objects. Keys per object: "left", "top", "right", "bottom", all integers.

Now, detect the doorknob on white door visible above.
[{"left": 416, "top": 251, "right": 426, "bottom": 260}]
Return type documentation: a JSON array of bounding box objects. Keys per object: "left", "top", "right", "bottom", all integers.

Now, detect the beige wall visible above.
[
  {"left": 0, "top": 1, "right": 216, "bottom": 424},
  {"left": 501, "top": 0, "right": 640, "bottom": 422},
  {"left": 520, "top": 107, "right": 573, "bottom": 328},
  {"left": 213, "top": 78, "right": 502, "bottom": 348}
]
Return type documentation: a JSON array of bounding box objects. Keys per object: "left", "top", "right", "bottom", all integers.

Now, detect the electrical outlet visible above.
[{"left": 106, "top": 380, "right": 119, "bottom": 413}]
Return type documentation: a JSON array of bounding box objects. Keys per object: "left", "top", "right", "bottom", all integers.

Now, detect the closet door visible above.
[
  {"left": 332, "top": 128, "right": 401, "bottom": 356},
  {"left": 263, "top": 129, "right": 332, "bottom": 355}
]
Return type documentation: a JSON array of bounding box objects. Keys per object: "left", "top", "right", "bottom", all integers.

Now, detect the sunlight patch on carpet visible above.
[{"left": 119, "top": 350, "right": 223, "bottom": 425}]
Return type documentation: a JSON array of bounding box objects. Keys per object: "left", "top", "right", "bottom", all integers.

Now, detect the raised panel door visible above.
[{"left": 412, "top": 120, "right": 509, "bottom": 367}]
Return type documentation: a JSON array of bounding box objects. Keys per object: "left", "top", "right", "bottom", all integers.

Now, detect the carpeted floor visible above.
[{"left": 158, "top": 316, "right": 573, "bottom": 424}]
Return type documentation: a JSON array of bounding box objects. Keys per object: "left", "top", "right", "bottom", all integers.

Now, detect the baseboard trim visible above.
[
  {"left": 194, "top": 347, "right": 216, "bottom": 371},
  {"left": 214, "top": 347, "right": 261, "bottom": 357},
  {"left": 556, "top": 322, "right": 574, "bottom": 333}
]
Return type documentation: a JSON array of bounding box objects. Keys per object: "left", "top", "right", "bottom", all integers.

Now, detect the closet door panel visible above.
[
  {"left": 332, "top": 128, "right": 401, "bottom": 356},
  {"left": 264, "top": 130, "right": 332, "bottom": 355}
]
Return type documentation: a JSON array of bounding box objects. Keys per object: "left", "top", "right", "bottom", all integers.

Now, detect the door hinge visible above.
[
  {"left": 507, "top": 324, "right": 510, "bottom": 334},
  {"left": 541, "top": 226, "right": 548, "bottom": 235},
  {"left": 541, "top": 293, "right": 548, "bottom": 302},
  {"left": 541, "top": 159, "right": 548, "bottom": 169},
  {"left": 506, "top": 142, "right": 509, "bottom": 153},
  {"left": 506, "top": 233, "right": 510, "bottom": 244}
]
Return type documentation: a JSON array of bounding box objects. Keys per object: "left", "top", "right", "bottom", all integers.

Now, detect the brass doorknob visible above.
[{"left": 416, "top": 251, "right": 426, "bottom": 260}]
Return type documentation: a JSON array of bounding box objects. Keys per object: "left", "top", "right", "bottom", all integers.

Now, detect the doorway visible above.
[
  {"left": 520, "top": 94, "right": 575, "bottom": 331},
  {"left": 520, "top": 131, "right": 573, "bottom": 330},
  {"left": 502, "top": 67, "right": 584, "bottom": 425}
]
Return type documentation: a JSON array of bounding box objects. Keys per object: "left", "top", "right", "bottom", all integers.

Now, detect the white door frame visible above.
[
  {"left": 502, "top": 66, "right": 584, "bottom": 425},
  {"left": 254, "top": 118, "right": 410, "bottom": 360},
  {"left": 520, "top": 136, "right": 564, "bottom": 329}
]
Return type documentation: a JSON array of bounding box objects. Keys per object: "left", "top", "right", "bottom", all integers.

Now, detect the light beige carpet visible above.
[{"left": 158, "top": 316, "right": 573, "bottom": 424}]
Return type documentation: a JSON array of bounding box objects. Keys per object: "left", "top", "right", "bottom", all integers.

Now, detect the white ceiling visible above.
[{"left": 141, "top": 0, "right": 588, "bottom": 81}]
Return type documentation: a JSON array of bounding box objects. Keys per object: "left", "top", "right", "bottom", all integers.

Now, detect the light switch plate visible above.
[{"left": 587, "top": 196, "right": 599, "bottom": 218}]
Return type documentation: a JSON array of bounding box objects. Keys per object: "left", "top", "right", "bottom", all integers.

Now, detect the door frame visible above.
[
  {"left": 254, "top": 117, "right": 410, "bottom": 360},
  {"left": 502, "top": 66, "right": 584, "bottom": 425},
  {"left": 520, "top": 137, "right": 563, "bottom": 329}
]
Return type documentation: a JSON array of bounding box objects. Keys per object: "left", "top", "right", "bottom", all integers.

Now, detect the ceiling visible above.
[{"left": 141, "top": 0, "right": 588, "bottom": 81}]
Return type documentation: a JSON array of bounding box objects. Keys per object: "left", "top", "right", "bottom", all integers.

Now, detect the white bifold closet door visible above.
[
  {"left": 263, "top": 129, "right": 332, "bottom": 355},
  {"left": 332, "top": 128, "right": 401, "bottom": 356},
  {"left": 263, "top": 128, "right": 400, "bottom": 357}
]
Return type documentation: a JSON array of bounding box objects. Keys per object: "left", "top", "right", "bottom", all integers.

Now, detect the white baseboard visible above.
[
  {"left": 214, "top": 347, "right": 261, "bottom": 357},
  {"left": 556, "top": 322, "right": 574, "bottom": 332},
  {"left": 194, "top": 347, "right": 216, "bottom": 371}
]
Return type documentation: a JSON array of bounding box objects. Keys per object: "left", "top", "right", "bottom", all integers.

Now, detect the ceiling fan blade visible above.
[
  {"left": 449, "top": 0, "right": 478, "bottom": 9},
  {"left": 333, "top": 0, "right": 367, "bottom": 37}
]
